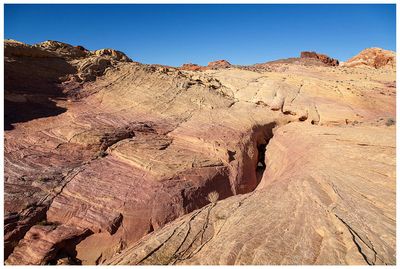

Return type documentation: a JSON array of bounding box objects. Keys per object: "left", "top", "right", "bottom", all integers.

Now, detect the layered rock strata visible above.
[{"left": 4, "top": 40, "right": 396, "bottom": 265}]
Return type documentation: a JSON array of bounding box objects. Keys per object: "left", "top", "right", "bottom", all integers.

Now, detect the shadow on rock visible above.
[
  {"left": 4, "top": 56, "right": 76, "bottom": 129},
  {"left": 4, "top": 99, "right": 67, "bottom": 130}
]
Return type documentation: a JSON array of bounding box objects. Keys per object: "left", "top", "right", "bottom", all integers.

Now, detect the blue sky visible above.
[{"left": 4, "top": 4, "right": 396, "bottom": 66}]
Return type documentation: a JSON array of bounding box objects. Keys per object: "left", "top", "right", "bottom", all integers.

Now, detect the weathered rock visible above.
[
  {"left": 34, "top": 40, "right": 90, "bottom": 59},
  {"left": 208, "top": 59, "right": 231, "bottom": 69},
  {"left": 343, "top": 48, "right": 396, "bottom": 69},
  {"left": 5, "top": 39, "right": 57, "bottom": 58},
  {"left": 180, "top": 63, "right": 204, "bottom": 71},
  {"left": 180, "top": 60, "right": 231, "bottom": 71},
  {"left": 4, "top": 40, "right": 396, "bottom": 265},
  {"left": 246, "top": 52, "right": 339, "bottom": 72},
  {"left": 300, "top": 51, "right": 339, "bottom": 66},
  {"left": 107, "top": 123, "right": 395, "bottom": 265},
  {"left": 4, "top": 205, "right": 48, "bottom": 258},
  {"left": 93, "top": 48, "right": 132, "bottom": 62},
  {"left": 4, "top": 39, "right": 135, "bottom": 129},
  {"left": 6, "top": 224, "right": 92, "bottom": 265}
]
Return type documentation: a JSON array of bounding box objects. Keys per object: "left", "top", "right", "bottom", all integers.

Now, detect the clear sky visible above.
[{"left": 4, "top": 4, "right": 396, "bottom": 66}]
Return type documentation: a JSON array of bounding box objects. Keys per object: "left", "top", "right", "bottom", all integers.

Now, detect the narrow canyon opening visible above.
[
  {"left": 256, "top": 143, "right": 267, "bottom": 184},
  {"left": 253, "top": 123, "right": 276, "bottom": 187},
  {"left": 232, "top": 121, "right": 277, "bottom": 195}
]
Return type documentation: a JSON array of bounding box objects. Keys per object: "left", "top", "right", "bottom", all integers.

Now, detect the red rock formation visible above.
[
  {"left": 107, "top": 123, "right": 396, "bottom": 265},
  {"left": 180, "top": 63, "right": 205, "bottom": 71},
  {"left": 4, "top": 40, "right": 396, "bottom": 265},
  {"left": 4, "top": 40, "right": 245, "bottom": 264},
  {"left": 300, "top": 51, "right": 339, "bottom": 66},
  {"left": 180, "top": 60, "right": 231, "bottom": 71},
  {"left": 6, "top": 224, "right": 92, "bottom": 265},
  {"left": 343, "top": 47, "right": 396, "bottom": 68},
  {"left": 207, "top": 59, "right": 231, "bottom": 69}
]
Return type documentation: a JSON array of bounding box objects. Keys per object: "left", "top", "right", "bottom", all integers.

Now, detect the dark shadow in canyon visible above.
[
  {"left": 4, "top": 99, "right": 67, "bottom": 130},
  {"left": 256, "top": 143, "right": 267, "bottom": 183},
  {"left": 253, "top": 123, "right": 275, "bottom": 186},
  {"left": 4, "top": 57, "right": 76, "bottom": 130},
  {"left": 47, "top": 227, "right": 93, "bottom": 265}
]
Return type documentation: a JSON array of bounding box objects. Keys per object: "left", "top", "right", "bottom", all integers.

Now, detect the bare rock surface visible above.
[
  {"left": 180, "top": 63, "right": 205, "bottom": 71},
  {"left": 180, "top": 59, "right": 231, "bottom": 71},
  {"left": 300, "top": 51, "right": 339, "bottom": 66},
  {"left": 34, "top": 40, "right": 90, "bottom": 59},
  {"left": 246, "top": 51, "right": 340, "bottom": 72},
  {"left": 343, "top": 48, "right": 396, "bottom": 69},
  {"left": 4, "top": 40, "right": 396, "bottom": 265},
  {"left": 208, "top": 59, "right": 232, "bottom": 69},
  {"left": 6, "top": 224, "right": 92, "bottom": 265},
  {"left": 107, "top": 123, "right": 395, "bottom": 265}
]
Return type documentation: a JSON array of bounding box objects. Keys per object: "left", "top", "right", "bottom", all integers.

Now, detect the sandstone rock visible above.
[
  {"left": 6, "top": 224, "right": 92, "bottom": 265},
  {"left": 208, "top": 59, "right": 232, "bottom": 69},
  {"left": 180, "top": 63, "right": 204, "bottom": 71},
  {"left": 106, "top": 123, "right": 395, "bottom": 265},
  {"left": 4, "top": 40, "right": 396, "bottom": 265},
  {"left": 4, "top": 39, "right": 57, "bottom": 58},
  {"left": 4, "top": 205, "right": 48, "bottom": 259},
  {"left": 180, "top": 60, "right": 231, "bottom": 71},
  {"left": 343, "top": 48, "right": 396, "bottom": 69},
  {"left": 300, "top": 51, "right": 339, "bottom": 66},
  {"left": 34, "top": 40, "right": 90, "bottom": 59},
  {"left": 93, "top": 48, "right": 132, "bottom": 62},
  {"left": 4, "top": 39, "right": 136, "bottom": 129},
  {"left": 246, "top": 52, "right": 339, "bottom": 71}
]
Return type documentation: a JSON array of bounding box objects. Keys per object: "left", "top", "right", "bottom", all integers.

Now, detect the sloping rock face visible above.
[
  {"left": 208, "top": 59, "right": 231, "bottom": 69},
  {"left": 4, "top": 39, "right": 132, "bottom": 129},
  {"left": 34, "top": 40, "right": 90, "bottom": 59},
  {"left": 300, "top": 51, "right": 339, "bottom": 66},
  {"left": 4, "top": 40, "right": 396, "bottom": 265},
  {"left": 6, "top": 224, "right": 92, "bottom": 265},
  {"left": 5, "top": 39, "right": 57, "bottom": 58},
  {"left": 33, "top": 40, "right": 132, "bottom": 62},
  {"left": 107, "top": 123, "right": 395, "bottom": 265},
  {"left": 343, "top": 48, "right": 396, "bottom": 69},
  {"left": 93, "top": 48, "right": 132, "bottom": 62}
]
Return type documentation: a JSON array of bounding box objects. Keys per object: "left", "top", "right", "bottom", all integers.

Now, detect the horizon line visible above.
[{"left": 4, "top": 38, "right": 396, "bottom": 67}]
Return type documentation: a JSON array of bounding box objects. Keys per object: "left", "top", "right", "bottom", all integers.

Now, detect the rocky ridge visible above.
[
  {"left": 342, "top": 47, "right": 396, "bottom": 69},
  {"left": 180, "top": 59, "right": 232, "bottom": 71},
  {"left": 4, "top": 40, "right": 396, "bottom": 265},
  {"left": 300, "top": 51, "right": 339, "bottom": 66}
]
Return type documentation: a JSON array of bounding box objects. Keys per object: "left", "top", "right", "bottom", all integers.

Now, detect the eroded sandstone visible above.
[
  {"left": 343, "top": 48, "right": 396, "bottom": 69},
  {"left": 300, "top": 51, "right": 339, "bottom": 66},
  {"left": 4, "top": 41, "right": 396, "bottom": 265},
  {"left": 107, "top": 123, "right": 395, "bottom": 265}
]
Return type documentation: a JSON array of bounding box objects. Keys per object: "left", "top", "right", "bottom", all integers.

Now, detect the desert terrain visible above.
[{"left": 4, "top": 39, "right": 396, "bottom": 265}]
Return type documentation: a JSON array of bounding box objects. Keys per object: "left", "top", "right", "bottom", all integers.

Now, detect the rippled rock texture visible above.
[{"left": 4, "top": 40, "right": 396, "bottom": 265}]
